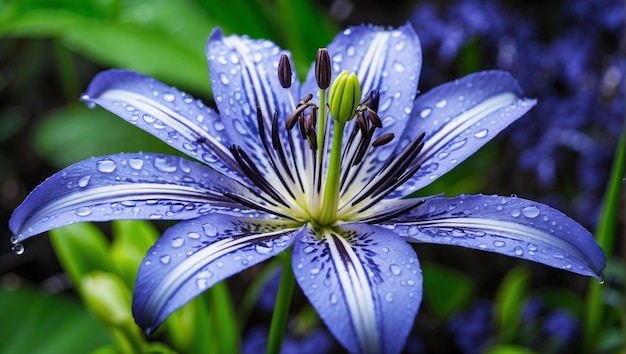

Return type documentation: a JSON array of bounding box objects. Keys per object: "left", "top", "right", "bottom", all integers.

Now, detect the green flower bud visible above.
[
  {"left": 81, "top": 271, "right": 132, "bottom": 327},
  {"left": 328, "top": 71, "right": 361, "bottom": 124}
]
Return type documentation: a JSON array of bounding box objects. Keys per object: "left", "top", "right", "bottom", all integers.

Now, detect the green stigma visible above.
[{"left": 328, "top": 71, "right": 361, "bottom": 124}]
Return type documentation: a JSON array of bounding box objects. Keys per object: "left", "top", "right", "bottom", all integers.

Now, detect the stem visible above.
[
  {"left": 267, "top": 249, "right": 295, "bottom": 354},
  {"left": 316, "top": 88, "right": 326, "bottom": 155},
  {"left": 318, "top": 120, "right": 345, "bottom": 225}
]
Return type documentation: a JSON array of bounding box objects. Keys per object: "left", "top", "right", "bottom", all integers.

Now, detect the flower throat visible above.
[{"left": 225, "top": 48, "right": 426, "bottom": 229}]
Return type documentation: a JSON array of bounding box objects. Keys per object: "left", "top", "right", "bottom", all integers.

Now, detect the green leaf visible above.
[
  {"left": 422, "top": 262, "right": 475, "bottom": 318},
  {"left": 484, "top": 344, "right": 538, "bottom": 354},
  {"left": 111, "top": 220, "right": 160, "bottom": 287},
  {"left": 49, "top": 222, "right": 114, "bottom": 289},
  {"left": 33, "top": 104, "right": 178, "bottom": 168},
  {"left": 0, "top": 288, "right": 112, "bottom": 354},
  {"left": 494, "top": 266, "right": 531, "bottom": 343},
  {"left": 0, "top": 0, "right": 218, "bottom": 94},
  {"left": 584, "top": 131, "right": 625, "bottom": 352}
]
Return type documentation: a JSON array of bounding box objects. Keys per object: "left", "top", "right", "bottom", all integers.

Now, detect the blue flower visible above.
[{"left": 9, "top": 24, "right": 605, "bottom": 353}]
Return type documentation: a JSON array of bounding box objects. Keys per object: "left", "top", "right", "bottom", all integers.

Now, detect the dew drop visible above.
[
  {"left": 393, "top": 61, "right": 405, "bottom": 72},
  {"left": 447, "top": 138, "right": 467, "bottom": 151},
  {"left": 142, "top": 114, "right": 156, "bottom": 123},
  {"left": 163, "top": 92, "right": 175, "bottom": 102},
  {"left": 10, "top": 235, "right": 19, "bottom": 245},
  {"left": 493, "top": 240, "right": 505, "bottom": 247},
  {"left": 78, "top": 175, "right": 91, "bottom": 187},
  {"left": 310, "top": 267, "right": 320, "bottom": 275},
  {"left": 75, "top": 206, "right": 92, "bottom": 217},
  {"left": 521, "top": 205, "right": 540, "bottom": 218},
  {"left": 219, "top": 73, "right": 230, "bottom": 85},
  {"left": 154, "top": 156, "right": 177, "bottom": 172},
  {"left": 553, "top": 253, "right": 564, "bottom": 259},
  {"left": 187, "top": 232, "right": 200, "bottom": 239},
  {"left": 419, "top": 107, "right": 432, "bottom": 119},
  {"left": 255, "top": 244, "right": 272, "bottom": 255},
  {"left": 385, "top": 292, "right": 394, "bottom": 302},
  {"left": 129, "top": 158, "right": 144, "bottom": 170},
  {"left": 12, "top": 243, "right": 24, "bottom": 255},
  {"left": 303, "top": 246, "right": 315, "bottom": 254},
  {"left": 389, "top": 264, "right": 402, "bottom": 275},
  {"left": 510, "top": 209, "right": 521, "bottom": 217},
  {"left": 473, "top": 128, "right": 489, "bottom": 139},
  {"left": 435, "top": 99, "right": 447, "bottom": 108},
  {"left": 160, "top": 255, "right": 171, "bottom": 264},
  {"left": 527, "top": 243, "right": 538, "bottom": 251},
  {"left": 96, "top": 159, "right": 117, "bottom": 173},
  {"left": 171, "top": 237, "right": 184, "bottom": 248},
  {"left": 203, "top": 224, "right": 217, "bottom": 237},
  {"left": 196, "top": 278, "right": 208, "bottom": 290},
  {"left": 169, "top": 203, "right": 185, "bottom": 213},
  {"left": 513, "top": 246, "right": 523, "bottom": 256},
  {"left": 330, "top": 293, "right": 338, "bottom": 304}
]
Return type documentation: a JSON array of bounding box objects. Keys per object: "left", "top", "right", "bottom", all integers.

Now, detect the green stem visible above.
[
  {"left": 318, "top": 121, "right": 345, "bottom": 225},
  {"left": 267, "top": 249, "right": 295, "bottom": 354},
  {"left": 317, "top": 88, "right": 327, "bottom": 155},
  {"left": 583, "top": 130, "right": 624, "bottom": 352}
]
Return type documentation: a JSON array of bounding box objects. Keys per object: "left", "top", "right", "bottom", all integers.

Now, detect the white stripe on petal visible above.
[
  {"left": 325, "top": 231, "right": 380, "bottom": 353},
  {"left": 416, "top": 92, "right": 518, "bottom": 165}
]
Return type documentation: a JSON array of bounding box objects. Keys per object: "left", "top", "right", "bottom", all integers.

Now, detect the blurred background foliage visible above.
[{"left": 0, "top": 0, "right": 623, "bottom": 353}]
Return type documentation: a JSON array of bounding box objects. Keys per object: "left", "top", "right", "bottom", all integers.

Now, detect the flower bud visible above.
[{"left": 328, "top": 71, "right": 361, "bottom": 124}]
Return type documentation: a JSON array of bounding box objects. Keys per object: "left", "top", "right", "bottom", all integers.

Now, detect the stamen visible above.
[
  {"left": 315, "top": 48, "right": 331, "bottom": 90},
  {"left": 278, "top": 54, "right": 293, "bottom": 89},
  {"left": 371, "top": 132, "right": 394, "bottom": 147},
  {"left": 366, "top": 109, "right": 382, "bottom": 128}
]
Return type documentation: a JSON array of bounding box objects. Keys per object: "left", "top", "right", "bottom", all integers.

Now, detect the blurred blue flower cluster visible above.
[{"left": 410, "top": 0, "right": 623, "bottom": 227}]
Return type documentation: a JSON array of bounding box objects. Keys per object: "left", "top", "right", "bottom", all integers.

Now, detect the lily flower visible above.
[{"left": 9, "top": 24, "right": 605, "bottom": 353}]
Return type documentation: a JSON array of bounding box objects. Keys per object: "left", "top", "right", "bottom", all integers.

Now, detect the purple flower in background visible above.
[
  {"left": 9, "top": 24, "right": 605, "bottom": 353},
  {"left": 448, "top": 299, "right": 493, "bottom": 354}
]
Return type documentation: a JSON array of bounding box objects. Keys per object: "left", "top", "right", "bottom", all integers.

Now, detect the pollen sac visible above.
[
  {"left": 315, "top": 48, "right": 331, "bottom": 89},
  {"left": 278, "top": 54, "right": 292, "bottom": 89},
  {"left": 328, "top": 70, "right": 361, "bottom": 124}
]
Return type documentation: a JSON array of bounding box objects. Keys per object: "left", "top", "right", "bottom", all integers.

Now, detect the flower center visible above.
[{"left": 225, "top": 49, "right": 426, "bottom": 229}]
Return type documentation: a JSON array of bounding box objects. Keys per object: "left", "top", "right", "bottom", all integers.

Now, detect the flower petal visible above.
[
  {"left": 388, "top": 194, "right": 605, "bottom": 279},
  {"left": 81, "top": 69, "right": 243, "bottom": 179},
  {"left": 133, "top": 215, "right": 298, "bottom": 333},
  {"left": 293, "top": 223, "right": 422, "bottom": 354},
  {"left": 9, "top": 153, "right": 251, "bottom": 242},
  {"left": 206, "top": 29, "right": 300, "bottom": 170},
  {"left": 390, "top": 71, "right": 536, "bottom": 197}
]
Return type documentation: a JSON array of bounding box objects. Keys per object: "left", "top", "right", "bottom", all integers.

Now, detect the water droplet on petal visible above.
[
  {"left": 255, "top": 244, "right": 272, "bottom": 255},
  {"left": 10, "top": 235, "right": 19, "bottom": 245},
  {"left": 473, "top": 128, "right": 489, "bottom": 139},
  {"left": 75, "top": 206, "right": 92, "bottom": 217},
  {"left": 160, "top": 255, "right": 171, "bottom": 264},
  {"left": 385, "top": 292, "right": 394, "bottom": 302},
  {"left": 219, "top": 73, "right": 230, "bottom": 85},
  {"left": 493, "top": 240, "right": 505, "bottom": 247},
  {"left": 129, "top": 158, "right": 144, "bottom": 170},
  {"left": 330, "top": 293, "right": 338, "bottom": 304},
  {"left": 513, "top": 246, "right": 523, "bottom": 256},
  {"left": 435, "top": 99, "right": 447, "bottom": 108},
  {"left": 419, "top": 107, "right": 432, "bottom": 119},
  {"left": 303, "top": 246, "right": 315, "bottom": 254},
  {"left": 12, "top": 243, "right": 24, "bottom": 255},
  {"left": 187, "top": 232, "right": 200, "bottom": 239},
  {"left": 154, "top": 156, "right": 177, "bottom": 172},
  {"left": 521, "top": 206, "right": 540, "bottom": 218},
  {"left": 97, "top": 159, "right": 117, "bottom": 173},
  {"left": 163, "top": 92, "right": 175, "bottom": 102},
  {"left": 310, "top": 267, "right": 320, "bottom": 275},
  {"left": 78, "top": 175, "right": 91, "bottom": 188},
  {"left": 389, "top": 264, "right": 402, "bottom": 275},
  {"left": 171, "top": 237, "right": 184, "bottom": 248},
  {"left": 528, "top": 243, "right": 538, "bottom": 251},
  {"left": 510, "top": 209, "right": 521, "bottom": 217},
  {"left": 203, "top": 224, "right": 217, "bottom": 237}
]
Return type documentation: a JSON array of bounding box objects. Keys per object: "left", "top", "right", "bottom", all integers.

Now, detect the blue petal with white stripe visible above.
[
  {"left": 390, "top": 71, "right": 536, "bottom": 197},
  {"left": 81, "top": 70, "right": 243, "bottom": 180},
  {"left": 133, "top": 214, "right": 298, "bottom": 333},
  {"left": 387, "top": 194, "right": 605, "bottom": 279},
  {"left": 9, "top": 153, "right": 251, "bottom": 242},
  {"left": 292, "top": 223, "right": 422, "bottom": 354}
]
